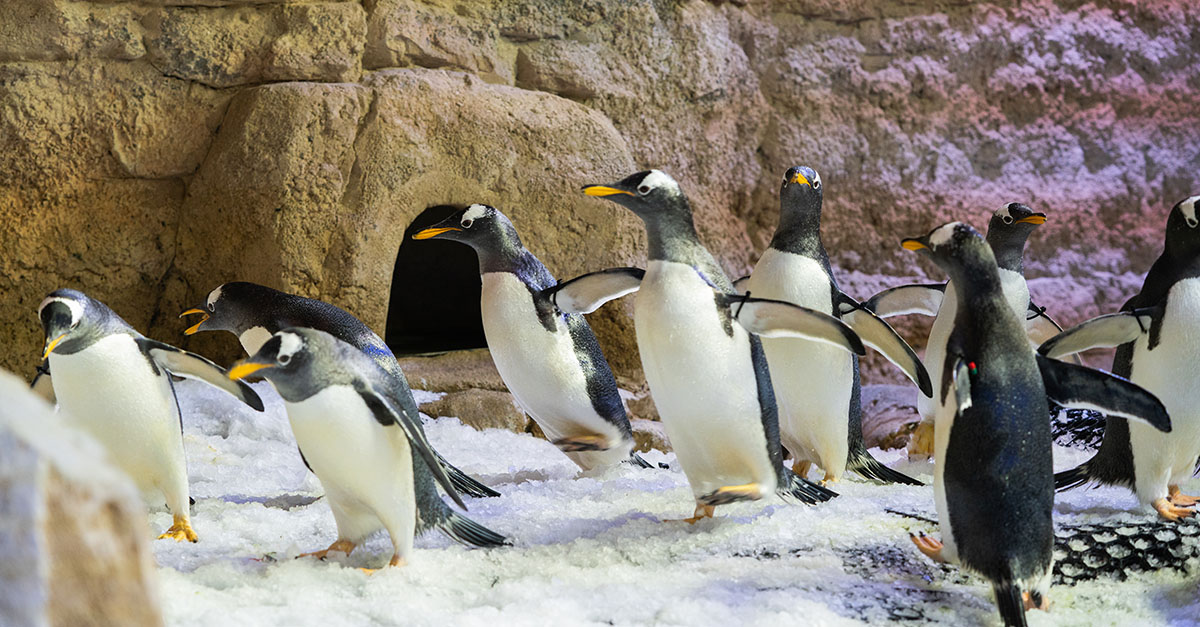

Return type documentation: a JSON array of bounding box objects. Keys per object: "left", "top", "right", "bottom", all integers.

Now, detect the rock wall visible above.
[{"left": 3, "top": 0, "right": 1199, "bottom": 385}]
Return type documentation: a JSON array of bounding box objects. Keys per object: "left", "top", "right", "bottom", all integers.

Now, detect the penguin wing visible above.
[
  {"left": 135, "top": 338, "right": 265, "bottom": 411},
  {"left": 863, "top": 283, "right": 945, "bottom": 317},
  {"left": 721, "top": 294, "right": 865, "bottom": 355},
  {"left": 838, "top": 295, "right": 933, "bottom": 396},
  {"left": 1035, "top": 354, "right": 1170, "bottom": 433},
  {"left": 1024, "top": 301, "right": 1083, "bottom": 365},
  {"left": 1037, "top": 307, "right": 1160, "bottom": 360},
  {"left": 542, "top": 267, "right": 645, "bottom": 314},
  {"left": 732, "top": 275, "right": 750, "bottom": 294},
  {"left": 356, "top": 386, "right": 468, "bottom": 510},
  {"left": 31, "top": 358, "right": 56, "bottom": 404}
]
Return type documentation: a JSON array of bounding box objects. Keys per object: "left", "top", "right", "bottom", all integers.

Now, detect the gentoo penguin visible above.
[
  {"left": 901, "top": 223, "right": 1169, "bottom": 626},
  {"left": 411, "top": 204, "right": 651, "bottom": 471},
  {"left": 743, "top": 166, "right": 928, "bottom": 485},
  {"left": 229, "top": 328, "right": 507, "bottom": 568},
  {"left": 1041, "top": 195, "right": 1200, "bottom": 521},
  {"left": 37, "top": 288, "right": 265, "bottom": 542},
  {"left": 179, "top": 282, "right": 499, "bottom": 499},
  {"left": 866, "top": 203, "right": 1065, "bottom": 457},
  {"left": 565, "top": 169, "right": 864, "bottom": 521}
]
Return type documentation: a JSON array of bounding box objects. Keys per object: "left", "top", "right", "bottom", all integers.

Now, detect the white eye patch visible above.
[
  {"left": 463, "top": 204, "right": 489, "bottom": 222},
  {"left": 37, "top": 296, "right": 83, "bottom": 327},
  {"left": 929, "top": 222, "right": 964, "bottom": 248},
  {"left": 638, "top": 170, "right": 679, "bottom": 196},
  {"left": 1181, "top": 196, "right": 1200, "bottom": 228},
  {"left": 207, "top": 285, "right": 224, "bottom": 310},
  {"left": 276, "top": 331, "right": 303, "bottom": 363}
]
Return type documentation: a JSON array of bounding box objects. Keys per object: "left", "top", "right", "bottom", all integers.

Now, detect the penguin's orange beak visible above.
[
  {"left": 582, "top": 185, "right": 633, "bottom": 197},
  {"left": 42, "top": 334, "right": 67, "bottom": 359},
  {"left": 901, "top": 239, "right": 928, "bottom": 251},
  {"left": 1016, "top": 214, "right": 1047, "bottom": 225},
  {"left": 179, "top": 308, "right": 208, "bottom": 335},
  {"left": 412, "top": 227, "right": 461, "bottom": 240},
  {"left": 228, "top": 360, "right": 271, "bottom": 381},
  {"left": 789, "top": 171, "right": 811, "bottom": 186}
]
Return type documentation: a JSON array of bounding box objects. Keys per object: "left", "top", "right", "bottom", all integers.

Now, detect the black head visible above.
[
  {"left": 985, "top": 202, "right": 1046, "bottom": 273},
  {"left": 180, "top": 282, "right": 280, "bottom": 336},
  {"left": 37, "top": 288, "right": 96, "bottom": 358},
  {"left": 902, "top": 221, "right": 994, "bottom": 282},
  {"left": 780, "top": 165, "right": 823, "bottom": 210},
  {"left": 582, "top": 169, "right": 690, "bottom": 222},
  {"left": 1164, "top": 195, "right": 1200, "bottom": 262},
  {"left": 227, "top": 328, "right": 327, "bottom": 401},
  {"left": 411, "top": 204, "right": 519, "bottom": 251}
]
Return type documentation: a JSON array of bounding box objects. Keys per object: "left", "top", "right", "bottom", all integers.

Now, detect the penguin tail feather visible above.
[
  {"left": 778, "top": 470, "right": 839, "bottom": 505},
  {"left": 992, "top": 581, "right": 1028, "bottom": 627},
  {"left": 1054, "top": 463, "right": 1092, "bottom": 492},
  {"left": 628, "top": 452, "right": 655, "bottom": 469},
  {"left": 848, "top": 449, "right": 924, "bottom": 486},
  {"left": 438, "top": 452, "right": 501, "bottom": 498},
  {"left": 438, "top": 511, "right": 511, "bottom": 548}
]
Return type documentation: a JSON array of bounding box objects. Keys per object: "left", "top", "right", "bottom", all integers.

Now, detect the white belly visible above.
[
  {"left": 635, "top": 261, "right": 777, "bottom": 498},
  {"left": 480, "top": 273, "right": 629, "bottom": 470},
  {"left": 746, "top": 249, "right": 852, "bottom": 476},
  {"left": 1128, "top": 278, "right": 1200, "bottom": 501},
  {"left": 931, "top": 384, "right": 961, "bottom": 564},
  {"left": 50, "top": 334, "right": 186, "bottom": 496},
  {"left": 285, "top": 386, "right": 415, "bottom": 545}
]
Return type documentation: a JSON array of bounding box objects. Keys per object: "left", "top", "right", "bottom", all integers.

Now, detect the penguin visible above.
[
  {"left": 1040, "top": 195, "right": 1200, "bottom": 521},
  {"left": 178, "top": 282, "right": 499, "bottom": 500},
  {"left": 36, "top": 288, "right": 265, "bottom": 542},
  {"left": 564, "top": 169, "right": 862, "bottom": 521},
  {"left": 900, "top": 222, "right": 1170, "bottom": 626},
  {"left": 866, "top": 202, "right": 1065, "bottom": 457},
  {"left": 742, "top": 166, "right": 928, "bottom": 485},
  {"left": 411, "top": 204, "right": 652, "bottom": 472},
  {"left": 229, "top": 328, "right": 508, "bottom": 568}
]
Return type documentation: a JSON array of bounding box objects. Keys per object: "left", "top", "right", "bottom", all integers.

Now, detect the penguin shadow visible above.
[{"left": 219, "top": 493, "right": 324, "bottom": 511}]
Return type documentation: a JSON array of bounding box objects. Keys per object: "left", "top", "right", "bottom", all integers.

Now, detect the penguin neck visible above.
[
  {"left": 642, "top": 212, "right": 733, "bottom": 290},
  {"left": 985, "top": 234, "right": 1027, "bottom": 275},
  {"left": 945, "top": 257, "right": 1004, "bottom": 305},
  {"left": 768, "top": 209, "right": 827, "bottom": 261},
  {"left": 1162, "top": 245, "right": 1200, "bottom": 282},
  {"left": 473, "top": 225, "right": 531, "bottom": 275}
]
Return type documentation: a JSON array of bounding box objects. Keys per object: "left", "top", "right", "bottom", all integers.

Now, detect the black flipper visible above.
[
  {"left": 1037, "top": 307, "right": 1160, "bottom": 360},
  {"left": 847, "top": 445, "right": 924, "bottom": 486},
  {"left": 1035, "top": 354, "right": 1170, "bottom": 433},
  {"left": 435, "top": 450, "right": 500, "bottom": 498},
  {"left": 838, "top": 294, "right": 932, "bottom": 396},
  {"left": 135, "top": 338, "right": 264, "bottom": 411},
  {"left": 542, "top": 267, "right": 644, "bottom": 314},
  {"left": 437, "top": 511, "right": 510, "bottom": 548},
  {"left": 721, "top": 293, "right": 865, "bottom": 354},
  {"left": 863, "top": 283, "right": 946, "bottom": 317},
  {"left": 993, "top": 581, "right": 1028, "bottom": 627},
  {"left": 628, "top": 452, "right": 654, "bottom": 469}
]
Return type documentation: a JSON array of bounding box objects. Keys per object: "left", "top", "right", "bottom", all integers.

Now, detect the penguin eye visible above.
[
  {"left": 1002, "top": 215, "right": 1014, "bottom": 225},
  {"left": 277, "top": 353, "right": 291, "bottom": 366},
  {"left": 637, "top": 184, "right": 651, "bottom": 196},
  {"left": 1187, "top": 217, "right": 1198, "bottom": 229},
  {"left": 461, "top": 218, "right": 473, "bottom": 229},
  {"left": 812, "top": 179, "right": 821, "bottom": 190},
  {"left": 207, "top": 302, "right": 215, "bottom": 313}
]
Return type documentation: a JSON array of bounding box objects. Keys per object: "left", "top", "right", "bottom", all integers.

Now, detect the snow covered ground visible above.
[{"left": 151, "top": 380, "right": 1200, "bottom": 626}]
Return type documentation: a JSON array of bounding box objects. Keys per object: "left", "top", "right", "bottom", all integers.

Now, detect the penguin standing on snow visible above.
[
  {"left": 867, "top": 203, "right": 1065, "bottom": 456},
  {"left": 229, "top": 328, "right": 507, "bottom": 568},
  {"left": 901, "top": 223, "right": 1169, "bottom": 626},
  {"left": 412, "top": 204, "right": 651, "bottom": 472},
  {"left": 179, "top": 282, "right": 499, "bottom": 499},
  {"left": 742, "top": 166, "right": 928, "bottom": 485},
  {"left": 1042, "top": 195, "right": 1200, "bottom": 521},
  {"left": 559, "top": 169, "right": 863, "bottom": 521},
  {"left": 36, "top": 288, "right": 265, "bottom": 542}
]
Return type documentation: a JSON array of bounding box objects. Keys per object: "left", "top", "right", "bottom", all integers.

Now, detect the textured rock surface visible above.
[
  {"left": 0, "top": 371, "right": 162, "bottom": 627},
  {"left": 3, "top": 0, "right": 1199, "bottom": 398},
  {"left": 419, "top": 388, "right": 530, "bottom": 433}
]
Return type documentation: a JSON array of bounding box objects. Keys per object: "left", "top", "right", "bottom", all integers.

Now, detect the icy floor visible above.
[{"left": 150, "top": 380, "right": 1200, "bottom": 626}]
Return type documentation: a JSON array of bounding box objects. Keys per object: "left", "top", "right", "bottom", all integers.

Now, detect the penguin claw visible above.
[
  {"left": 299, "top": 539, "right": 356, "bottom": 561},
  {"left": 910, "top": 531, "right": 946, "bottom": 562},
  {"left": 1168, "top": 486, "right": 1199, "bottom": 507},
  {"left": 157, "top": 516, "right": 198, "bottom": 543},
  {"left": 671, "top": 504, "right": 716, "bottom": 524},
  {"left": 1153, "top": 498, "right": 1195, "bottom": 521}
]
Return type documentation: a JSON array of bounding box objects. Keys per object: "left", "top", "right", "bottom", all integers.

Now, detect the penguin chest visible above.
[
  {"left": 1129, "top": 278, "right": 1200, "bottom": 481},
  {"left": 48, "top": 334, "right": 182, "bottom": 486},
  {"left": 479, "top": 273, "right": 616, "bottom": 443},
  {"left": 998, "top": 269, "right": 1031, "bottom": 323},
  {"left": 284, "top": 387, "right": 414, "bottom": 513},
  {"left": 635, "top": 261, "right": 776, "bottom": 495},
  {"left": 746, "top": 249, "right": 852, "bottom": 465}
]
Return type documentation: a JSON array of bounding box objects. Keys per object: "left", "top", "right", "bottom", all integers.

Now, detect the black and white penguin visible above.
[
  {"left": 229, "top": 328, "right": 507, "bottom": 568},
  {"left": 411, "top": 204, "right": 651, "bottom": 471},
  {"left": 179, "top": 282, "right": 499, "bottom": 500},
  {"left": 867, "top": 203, "right": 1065, "bottom": 456},
  {"left": 901, "top": 223, "right": 1170, "bottom": 626},
  {"left": 36, "top": 288, "right": 265, "bottom": 542},
  {"left": 743, "top": 166, "right": 927, "bottom": 485},
  {"left": 1041, "top": 195, "right": 1200, "bottom": 521},
  {"left": 566, "top": 169, "right": 865, "bottom": 521}
]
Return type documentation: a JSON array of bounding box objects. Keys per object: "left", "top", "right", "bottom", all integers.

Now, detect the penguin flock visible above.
[{"left": 27, "top": 166, "right": 1200, "bottom": 626}]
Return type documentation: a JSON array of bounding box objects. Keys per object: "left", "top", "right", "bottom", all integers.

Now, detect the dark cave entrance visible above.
[{"left": 385, "top": 205, "right": 488, "bottom": 356}]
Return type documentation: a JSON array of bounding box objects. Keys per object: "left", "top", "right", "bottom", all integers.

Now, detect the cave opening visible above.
[{"left": 385, "top": 205, "right": 487, "bottom": 356}]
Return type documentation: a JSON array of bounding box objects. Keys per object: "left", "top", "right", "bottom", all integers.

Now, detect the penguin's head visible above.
[
  {"left": 38, "top": 289, "right": 94, "bottom": 358},
  {"left": 228, "top": 328, "right": 319, "bottom": 398},
  {"left": 582, "top": 170, "right": 689, "bottom": 221},
  {"left": 985, "top": 202, "right": 1046, "bottom": 272},
  {"left": 1165, "top": 195, "right": 1200, "bottom": 260},
  {"left": 411, "top": 204, "right": 513, "bottom": 250},
  {"left": 180, "top": 282, "right": 271, "bottom": 336},
  {"left": 780, "top": 166, "right": 823, "bottom": 210},
  {"left": 902, "top": 222, "right": 991, "bottom": 277}
]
